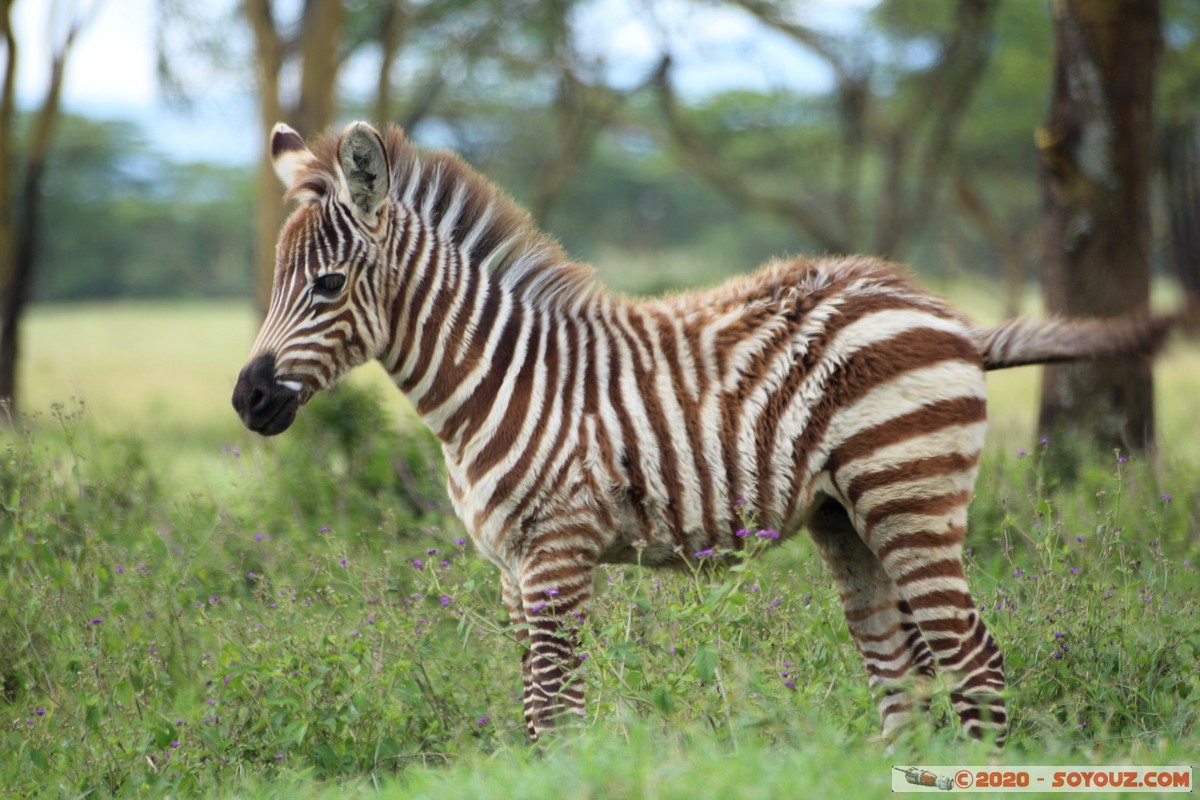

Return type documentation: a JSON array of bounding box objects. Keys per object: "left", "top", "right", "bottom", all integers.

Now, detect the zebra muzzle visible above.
[{"left": 232, "top": 353, "right": 301, "bottom": 436}]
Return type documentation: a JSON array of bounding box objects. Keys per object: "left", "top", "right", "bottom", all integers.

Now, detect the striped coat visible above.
[{"left": 234, "top": 121, "right": 1169, "bottom": 745}]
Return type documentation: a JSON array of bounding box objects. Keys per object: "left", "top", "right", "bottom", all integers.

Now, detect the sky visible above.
[{"left": 11, "top": 0, "right": 879, "bottom": 165}]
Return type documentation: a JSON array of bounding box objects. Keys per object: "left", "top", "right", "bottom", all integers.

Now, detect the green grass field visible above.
[{"left": 3, "top": 296, "right": 1198, "bottom": 798}]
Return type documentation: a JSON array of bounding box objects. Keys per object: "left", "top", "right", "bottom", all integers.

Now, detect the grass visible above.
[{"left": 4, "top": 295, "right": 1199, "bottom": 798}]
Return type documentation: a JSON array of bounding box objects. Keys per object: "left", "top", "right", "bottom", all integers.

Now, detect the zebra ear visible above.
[
  {"left": 337, "top": 121, "right": 390, "bottom": 222},
  {"left": 270, "top": 123, "right": 312, "bottom": 191}
]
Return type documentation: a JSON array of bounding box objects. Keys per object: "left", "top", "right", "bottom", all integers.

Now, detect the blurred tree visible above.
[
  {"left": 243, "top": 0, "right": 346, "bottom": 314},
  {"left": 0, "top": 0, "right": 97, "bottom": 418},
  {"left": 654, "top": 0, "right": 1000, "bottom": 259},
  {"left": 1036, "top": 0, "right": 1161, "bottom": 453},
  {"left": 28, "top": 116, "right": 253, "bottom": 302},
  {"left": 1159, "top": 0, "right": 1200, "bottom": 311}
]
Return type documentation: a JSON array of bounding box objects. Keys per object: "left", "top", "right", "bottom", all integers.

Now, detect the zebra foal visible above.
[{"left": 233, "top": 121, "right": 1170, "bottom": 745}]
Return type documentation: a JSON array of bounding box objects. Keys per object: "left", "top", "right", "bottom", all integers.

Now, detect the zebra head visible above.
[{"left": 233, "top": 121, "right": 393, "bottom": 435}]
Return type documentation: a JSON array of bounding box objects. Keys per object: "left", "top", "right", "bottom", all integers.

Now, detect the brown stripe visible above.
[
  {"left": 467, "top": 312, "right": 550, "bottom": 483},
  {"left": 863, "top": 490, "right": 972, "bottom": 541},
  {"left": 399, "top": 249, "right": 467, "bottom": 393},
  {"left": 904, "top": 588, "right": 973, "bottom": 613},
  {"left": 419, "top": 269, "right": 497, "bottom": 409},
  {"left": 853, "top": 623, "right": 912, "bottom": 644},
  {"left": 493, "top": 315, "right": 584, "bottom": 523},
  {"left": 605, "top": 311, "right": 663, "bottom": 539},
  {"left": 875, "top": 527, "right": 968, "bottom": 564},
  {"left": 825, "top": 396, "right": 987, "bottom": 478},
  {"left": 655, "top": 310, "right": 716, "bottom": 536},
  {"left": 892, "top": 558, "right": 962, "bottom": 588},
  {"left": 438, "top": 302, "right": 524, "bottom": 443},
  {"left": 392, "top": 224, "right": 434, "bottom": 381},
  {"left": 625, "top": 310, "right": 688, "bottom": 543},
  {"left": 845, "top": 452, "right": 979, "bottom": 507}
]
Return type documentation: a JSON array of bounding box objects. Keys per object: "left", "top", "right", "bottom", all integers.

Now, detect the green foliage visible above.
[
  {"left": 0, "top": 402, "right": 1196, "bottom": 797},
  {"left": 261, "top": 383, "right": 448, "bottom": 538},
  {"left": 22, "top": 114, "right": 254, "bottom": 303}
]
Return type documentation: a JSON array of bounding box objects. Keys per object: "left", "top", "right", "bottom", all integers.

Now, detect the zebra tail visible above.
[{"left": 973, "top": 311, "right": 1180, "bottom": 371}]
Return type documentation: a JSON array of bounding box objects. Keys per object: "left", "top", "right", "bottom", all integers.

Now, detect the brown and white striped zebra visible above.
[{"left": 233, "top": 121, "right": 1171, "bottom": 745}]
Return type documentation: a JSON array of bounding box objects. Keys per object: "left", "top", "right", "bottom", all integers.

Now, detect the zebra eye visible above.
[{"left": 313, "top": 272, "right": 346, "bottom": 296}]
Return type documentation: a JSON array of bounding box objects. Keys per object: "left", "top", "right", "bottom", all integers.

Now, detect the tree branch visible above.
[
  {"left": 874, "top": 0, "right": 999, "bottom": 255},
  {"left": 653, "top": 56, "right": 851, "bottom": 254}
]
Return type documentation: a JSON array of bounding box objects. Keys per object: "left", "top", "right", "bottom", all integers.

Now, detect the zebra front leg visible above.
[
  {"left": 518, "top": 541, "right": 597, "bottom": 739},
  {"left": 500, "top": 572, "right": 537, "bottom": 738}
]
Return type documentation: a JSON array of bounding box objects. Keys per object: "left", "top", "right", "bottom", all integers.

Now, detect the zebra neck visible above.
[{"left": 379, "top": 235, "right": 564, "bottom": 451}]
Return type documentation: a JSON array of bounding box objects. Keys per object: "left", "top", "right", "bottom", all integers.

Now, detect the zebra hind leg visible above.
[
  {"left": 806, "top": 496, "right": 938, "bottom": 740},
  {"left": 863, "top": 503, "right": 1007, "bottom": 746}
]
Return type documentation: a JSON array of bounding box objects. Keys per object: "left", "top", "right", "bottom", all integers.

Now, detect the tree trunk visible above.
[
  {"left": 1161, "top": 121, "right": 1200, "bottom": 303},
  {"left": 1037, "top": 0, "right": 1160, "bottom": 454},
  {"left": 244, "top": 0, "right": 344, "bottom": 316},
  {"left": 0, "top": 3, "right": 78, "bottom": 418}
]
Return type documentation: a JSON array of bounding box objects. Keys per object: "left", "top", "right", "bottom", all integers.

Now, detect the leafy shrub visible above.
[{"left": 262, "top": 384, "right": 448, "bottom": 541}]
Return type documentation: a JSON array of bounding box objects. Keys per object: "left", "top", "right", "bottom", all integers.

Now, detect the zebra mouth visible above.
[{"left": 232, "top": 353, "right": 302, "bottom": 436}]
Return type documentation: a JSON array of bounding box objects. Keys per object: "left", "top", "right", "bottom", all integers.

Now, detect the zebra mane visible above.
[{"left": 295, "top": 125, "right": 597, "bottom": 310}]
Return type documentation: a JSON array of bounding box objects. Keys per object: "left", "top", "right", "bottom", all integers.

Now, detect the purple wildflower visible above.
[
  {"left": 476, "top": 716, "right": 489, "bottom": 726},
  {"left": 545, "top": 587, "right": 560, "bottom": 597},
  {"left": 783, "top": 680, "right": 795, "bottom": 690},
  {"left": 89, "top": 617, "right": 103, "bottom": 625},
  {"left": 319, "top": 525, "right": 332, "bottom": 533},
  {"left": 694, "top": 548, "right": 714, "bottom": 558},
  {"left": 35, "top": 709, "right": 45, "bottom": 716},
  {"left": 1161, "top": 494, "right": 1172, "bottom": 503},
  {"left": 1076, "top": 535, "right": 1086, "bottom": 543},
  {"left": 756, "top": 529, "right": 780, "bottom": 540},
  {"left": 412, "top": 559, "right": 424, "bottom": 570},
  {"left": 115, "top": 564, "right": 125, "bottom": 574},
  {"left": 1017, "top": 449, "right": 1027, "bottom": 458},
  {"left": 530, "top": 600, "right": 548, "bottom": 614},
  {"left": 440, "top": 595, "right": 452, "bottom": 607},
  {"left": 455, "top": 537, "right": 467, "bottom": 547}
]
